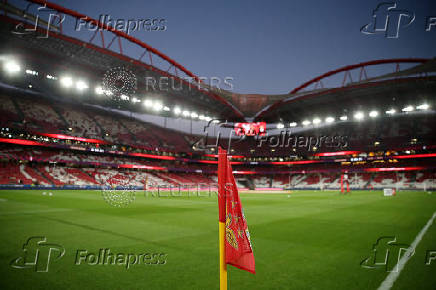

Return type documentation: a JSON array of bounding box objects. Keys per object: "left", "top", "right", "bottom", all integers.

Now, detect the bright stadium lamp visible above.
[
  {"left": 95, "top": 86, "right": 104, "bottom": 95},
  {"left": 402, "top": 106, "right": 414, "bottom": 112},
  {"left": 354, "top": 111, "right": 364, "bottom": 120},
  {"left": 3, "top": 60, "right": 21, "bottom": 74},
  {"left": 204, "top": 116, "right": 212, "bottom": 122},
  {"left": 182, "top": 110, "right": 190, "bottom": 117},
  {"left": 289, "top": 122, "right": 297, "bottom": 127},
  {"left": 60, "top": 76, "right": 73, "bottom": 88},
  {"left": 132, "top": 97, "right": 141, "bottom": 103},
  {"left": 163, "top": 106, "right": 170, "bottom": 111},
  {"left": 191, "top": 112, "right": 199, "bottom": 118},
  {"left": 25, "top": 69, "right": 38, "bottom": 76},
  {"left": 276, "top": 123, "right": 285, "bottom": 129},
  {"left": 312, "top": 118, "right": 321, "bottom": 125},
  {"left": 153, "top": 102, "right": 163, "bottom": 111},
  {"left": 76, "top": 80, "right": 89, "bottom": 91},
  {"left": 144, "top": 99, "right": 153, "bottom": 107},
  {"left": 386, "top": 109, "right": 396, "bottom": 115},
  {"left": 339, "top": 115, "right": 348, "bottom": 121},
  {"left": 417, "top": 104, "right": 429, "bottom": 110},
  {"left": 302, "top": 120, "right": 311, "bottom": 126},
  {"left": 369, "top": 110, "right": 378, "bottom": 118},
  {"left": 325, "top": 117, "right": 335, "bottom": 123},
  {"left": 174, "top": 107, "right": 181, "bottom": 115},
  {"left": 120, "top": 94, "right": 129, "bottom": 101},
  {"left": 199, "top": 115, "right": 205, "bottom": 120}
]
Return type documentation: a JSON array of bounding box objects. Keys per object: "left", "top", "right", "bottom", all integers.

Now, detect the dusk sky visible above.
[{"left": 12, "top": 0, "right": 436, "bottom": 94}]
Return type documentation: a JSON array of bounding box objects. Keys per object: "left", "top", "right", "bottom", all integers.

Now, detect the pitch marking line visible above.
[{"left": 378, "top": 211, "right": 436, "bottom": 290}]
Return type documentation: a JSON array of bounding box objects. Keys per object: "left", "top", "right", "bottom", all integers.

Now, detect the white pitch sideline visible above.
[{"left": 378, "top": 211, "right": 436, "bottom": 290}]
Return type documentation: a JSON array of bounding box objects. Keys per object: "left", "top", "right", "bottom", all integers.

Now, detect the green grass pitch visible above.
[{"left": 0, "top": 189, "right": 435, "bottom": 289}]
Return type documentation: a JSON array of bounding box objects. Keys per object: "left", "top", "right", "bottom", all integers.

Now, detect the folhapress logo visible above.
[
  {"left": 360, "top": 236, "right": 414, "bottom": 272},
  {"left": 361, "top": 2, "right": 415, "bottom": 38},
  {"left": 10, "top": 236, "right": 65, "bottom": 272}
]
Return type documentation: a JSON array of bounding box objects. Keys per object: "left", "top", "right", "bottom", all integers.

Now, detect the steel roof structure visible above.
[{"left": 0, "top": 0, "right": 435, "bottom": 123}]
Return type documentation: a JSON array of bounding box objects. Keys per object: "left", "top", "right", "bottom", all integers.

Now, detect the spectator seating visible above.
[{"left": 16, "top": 98, "right": 65, "bottom": 132}]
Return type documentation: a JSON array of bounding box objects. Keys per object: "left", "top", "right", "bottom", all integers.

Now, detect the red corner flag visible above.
[{"left": 218, "top": 147, "right": 255, "bottom": 276}]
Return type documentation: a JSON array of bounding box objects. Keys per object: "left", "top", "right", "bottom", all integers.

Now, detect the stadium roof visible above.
[
  {"left": 0, "top": 0, "right": 244, "bottom": 120},
  {"left": 0, "top": 0, "right": 435, "bottom": 123}
]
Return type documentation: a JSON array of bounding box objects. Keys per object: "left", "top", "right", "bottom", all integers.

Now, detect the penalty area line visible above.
[{"left": 377, "top": 211, "right": 436, "bottom": 290}]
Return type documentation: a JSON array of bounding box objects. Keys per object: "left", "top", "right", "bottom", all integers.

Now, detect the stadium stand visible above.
[
  {"left": 58, "top": 105, "right": 102, "bottom": 139},
  {"left": 0, "top": 94, "right": 20, "bottom": 128},
  {"left": 16, "top": 97, "right": 66, "bottom": 132}
]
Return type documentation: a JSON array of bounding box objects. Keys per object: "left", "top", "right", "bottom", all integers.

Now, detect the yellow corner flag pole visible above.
[
  {"left": 219, "top": 221, "right": 227, "bottom": 290},
  {"left": 218, "top": 147, "right": 227, "bottom": 290}
]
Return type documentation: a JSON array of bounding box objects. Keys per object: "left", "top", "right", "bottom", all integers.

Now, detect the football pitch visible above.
[{"left": 0, "top": 189, "right": 435, "bottom": 290}]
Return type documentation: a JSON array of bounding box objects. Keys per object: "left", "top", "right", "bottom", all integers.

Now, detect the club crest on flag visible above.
[{"left": 226, "top": 214, "right": 239, "bottom": 250}]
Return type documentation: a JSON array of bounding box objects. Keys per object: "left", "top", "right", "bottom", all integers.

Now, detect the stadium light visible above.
[
  {"left": 402, "top": 106, "right": 414, "bottom": 112},
  {"left": 25, "top": 69, "right": 38, "bottom": 76},
  {"left": 199, "top": 115, "right": 205, "bottom": 120},
  {"left": 289, "top": 122, "right": 297, "bottom": 127},
  {"left": 302, "top": 120, "right": 311, "bottom": 126},
  {"left": 386, "top": 109, "right": 396, "bottom": 115},
  {"left": 153, "top": 102, "right": 163, "bottom": 111},
  {"left": 120, "top": 94, "right": 129, "bottom": 101},
  {"left": 60, "top": 76, "right": 73, "bottom": 88},
  {"left": 144, "top": 99, "right": 153, "bottom": 107},
  {"left": 369, "top": 110, "right": 378, "bottom": 118},
  {"left": 354, "top": 112, "right": 364, "bottom": 120},
  {"left": 95, "top": 87, "right": 104, "bottom": 95},
  {"left": 325, "top": 117, "right": 335, "bottom": 123},
  {"left": 417, "top": 104, "right": 430, "bottom": 110},
  {"left": 76, "top": 80, "right": 89, "bottom": 91},
  {"left": 132, "top": 97, "right": 141, "bottom": 103},
  {"left": 46, "top": 75, "right": 57, "bottom": 80},
  {"left": 182, "top": 110, "right": 190, "bottom": 117},
  {"left": 191, "top": 112, "right": 199, "bottom": 118},
  {"left": 204, "top": 116, "right": 212, "bottom": 122},
  {"left": 276, "top": 123, "right": 285, "bottom": 129},
  {"left": 163, "top": 106, "right": 170, "bottom": 111},
  {"left": 174, "top": 107, "right": 181, "bottom": 115},
  {"left": 339, "top": 115, "right": 348, "bottom": 121},
  {"left": 312, "top": 118, "right": 321, "bottom": 125},
  {"left": 3, "top": 60, "right": 21, "bottom": 74}
]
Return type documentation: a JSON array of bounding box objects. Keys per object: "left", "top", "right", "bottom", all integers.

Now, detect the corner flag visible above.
[{"left": 218, "top": 147, "right": 255, "bottom": 289}]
